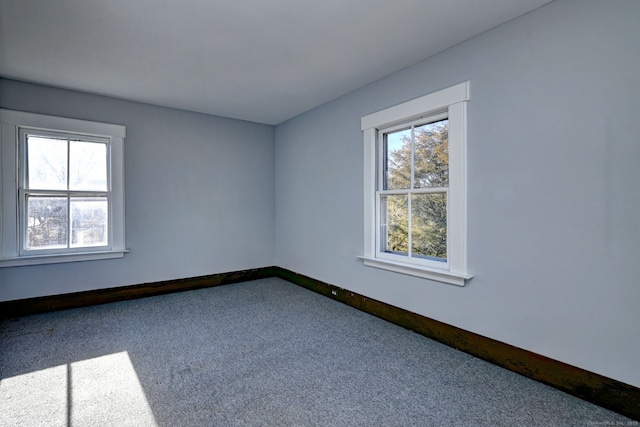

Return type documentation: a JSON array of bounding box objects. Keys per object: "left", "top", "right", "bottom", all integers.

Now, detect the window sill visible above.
[
  {"left": 0, "top": 250, "right": 129, "bottom": 268},
  {"left": 358, "top": 256, "right": 472, "bottom": 286}
]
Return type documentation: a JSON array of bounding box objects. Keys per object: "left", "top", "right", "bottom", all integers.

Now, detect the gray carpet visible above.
[{"left": 0, "top": 278, "right": 631, "bottom": 426}]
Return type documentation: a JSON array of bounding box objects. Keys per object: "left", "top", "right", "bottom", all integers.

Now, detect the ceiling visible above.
[{"left": 0, "top": 0, "right": 553, "bottom": 125}]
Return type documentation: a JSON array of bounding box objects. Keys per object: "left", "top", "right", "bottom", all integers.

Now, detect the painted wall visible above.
[
  {"left": 275, "top": 0, "right": 640, "bottom": 387},
  {"left": 0, "top": 79, "right": 276, "bottom": 301}
]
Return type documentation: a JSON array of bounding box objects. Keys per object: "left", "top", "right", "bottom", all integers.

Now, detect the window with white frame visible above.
[
  {"left": 0, "top": 109, "right": 126, "bottom": 267},
  {"left": 359, "top": 82, "right": 472, "bottom": 286}
]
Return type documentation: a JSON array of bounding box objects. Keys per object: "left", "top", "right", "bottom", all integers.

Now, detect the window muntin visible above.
[{"left": 377, "top": 114, "right": 449, "bottom": 268}]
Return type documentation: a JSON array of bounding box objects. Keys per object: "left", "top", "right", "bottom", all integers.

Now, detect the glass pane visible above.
[
  {"left": 26, "top": 196, "right": 68, "bottom": 249},
  {"left": 411, "top": 193, "right": 447, "bottom": 261},
  {"left": 414, "top": 119, "right": 449, "bottom": 189},
  {"left": 71, "top": 197, "right": 108, "bottom": 247},
  {"left": 70, "top": 141, "right": 107, "bottom": 191},
  {"left": 383, "top": 128, "right": 411, "bottom": 190},
  {"left": 380, "top": 194, "right": 408, "bottom": 255},
  {"left": 27, "top": 136, "right": 68, "bottom": 190}
]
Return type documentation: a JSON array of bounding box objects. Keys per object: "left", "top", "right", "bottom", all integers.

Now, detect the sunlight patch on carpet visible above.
[{"left": 0, "top": 351, "right": 157, "bottom": 427}]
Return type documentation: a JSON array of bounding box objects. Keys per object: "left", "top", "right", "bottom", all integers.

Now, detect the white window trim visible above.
[
  {"left": 0, "top": 109, "right": 127, "bottom": 267},
  {"left": 359, "top": 82, "right": 472, "bottom": 286}
]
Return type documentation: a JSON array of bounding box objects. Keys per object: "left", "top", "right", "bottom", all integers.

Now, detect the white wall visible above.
[
  {"left": 0, "top": 79, "right": 276, "bottom": 300},
  {"left": 275, "top": 0, "right": 640, "bottom": 387}
]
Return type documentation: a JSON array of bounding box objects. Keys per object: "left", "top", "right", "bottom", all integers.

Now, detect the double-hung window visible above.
[
  {"left": 1, "top": 109, "right": 126, "bottom": 267},
  {"left": 360, "top": 82, "right": 472, "bottom": 286}
]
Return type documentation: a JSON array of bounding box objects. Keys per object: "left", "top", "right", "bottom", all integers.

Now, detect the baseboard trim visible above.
[
  {"left": 0, "top": 266, "right": 278, "bottom": 318},
  {"left": 1, "top": 266, "right": 638, "bottom": 420},
  {"left": 272, "top": 267, "right": 640, "bottom": 421}
]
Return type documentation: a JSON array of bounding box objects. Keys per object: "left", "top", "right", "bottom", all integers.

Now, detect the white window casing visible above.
[
  {"left": 0, "top": 109, "right": 127, "bottom": 267},
  {"left": 359, "top": 82, "right": 472, "bottom": 286}
]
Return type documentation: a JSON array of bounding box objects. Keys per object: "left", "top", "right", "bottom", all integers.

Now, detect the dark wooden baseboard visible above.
[
  {"left": 273, "top": 267, "right": 640, "bottom": 421},
  {"left": 0, "top": 266, "right": 278, "bottom": 319},
  {"left": 1, "top": 265, "right": 638, "bottom": 420}
]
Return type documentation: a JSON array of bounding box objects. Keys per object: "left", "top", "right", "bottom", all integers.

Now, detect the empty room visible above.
[{"left": 1, "top": 0, "right": 639, "bottom": 425}]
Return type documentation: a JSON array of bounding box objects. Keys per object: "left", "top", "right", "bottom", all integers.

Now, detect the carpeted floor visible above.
[{"left": 0, "top": 278, "right": 632, "bottom": 426}]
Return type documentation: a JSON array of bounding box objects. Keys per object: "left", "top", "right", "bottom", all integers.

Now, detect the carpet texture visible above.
[{"left": 0, "top": 278, "right": 632, "bottom": 426}]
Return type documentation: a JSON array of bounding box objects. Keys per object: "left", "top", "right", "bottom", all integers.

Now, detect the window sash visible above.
[
  {"left": 19, "top": 190, "right": 112, "bottom": 255},
  {"left": 378, "top": 112, "right": 448, "bottom": 192},
  {"left": 375, "top": 190, "right": 450, "bottom": 270}
]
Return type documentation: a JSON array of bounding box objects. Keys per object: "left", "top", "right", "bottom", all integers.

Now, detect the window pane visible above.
[
  {"left": 26, "top": 196, "right": 68, "bottom": 249},
  {"left": 383, "top": 128, "right": 411, "bottom": 190},
  {"left": 411, "top": 193, "right": 447, "bottom": 261},
  {"left": 380, "top": 194, "right": 408, "bottom": 255},
  {"left": 71, "top": 197, "right": 108, "bottom": 247},
  {"left": 413, "top": 119, "right": 448, "bottom": 189},
  {"left": 27, "top": 136, "right": 68, "bottom": 190},
  {"left": 70, "top": 141, "right": 107, "bottom": 191}
]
